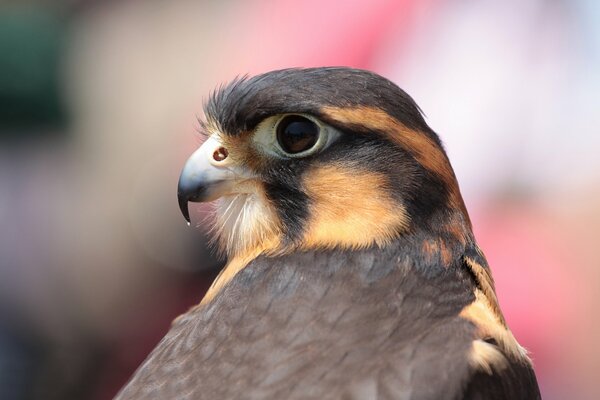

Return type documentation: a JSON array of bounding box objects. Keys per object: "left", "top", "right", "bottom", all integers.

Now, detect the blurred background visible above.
[{"left": 0, "top": 0, "right": 598, "bottom": 398}]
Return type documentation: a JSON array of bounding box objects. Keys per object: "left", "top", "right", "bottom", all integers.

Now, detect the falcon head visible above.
[
  {"left": 118, "top": 68, "right": 538, "bottom": 400},
  {"left": 178, "top": 67, "right": 472, "bottom": 262}
]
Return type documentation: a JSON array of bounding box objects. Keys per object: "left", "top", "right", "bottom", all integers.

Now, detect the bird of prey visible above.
[{"left": 117, "top": 67, "right": 540, "bottom": 399}]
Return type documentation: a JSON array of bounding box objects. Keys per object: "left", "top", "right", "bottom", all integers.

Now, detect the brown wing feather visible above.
[{"left": 116, "top": 245, "right": 537, "bottom": 399}]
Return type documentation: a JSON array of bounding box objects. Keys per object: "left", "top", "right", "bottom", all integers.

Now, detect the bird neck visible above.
[
  {"left": 399, "top": 209, "right": 474, "bottom": 270},
  {"left": 199, "top": 210, "right": 478, "bottom": 307}
]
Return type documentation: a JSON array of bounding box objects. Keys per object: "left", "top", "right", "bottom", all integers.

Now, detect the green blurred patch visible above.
[{"left": 0, "top": 6, "right": 68, "bottom": 137}]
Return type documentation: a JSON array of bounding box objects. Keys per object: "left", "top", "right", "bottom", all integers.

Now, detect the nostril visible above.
[{"left": 213, "top": 146, "right": 228, "bottom": 162}]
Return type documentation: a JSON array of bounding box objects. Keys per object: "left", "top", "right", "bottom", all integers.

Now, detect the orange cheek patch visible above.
[{"left": 301, "top": 165, "right": 409, "bottom": 250}]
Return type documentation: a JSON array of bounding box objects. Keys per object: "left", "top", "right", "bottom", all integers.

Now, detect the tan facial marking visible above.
[
  {"left": 320, "top": 106, "right": 450, "bottom": 176},
  {"left": 301, "top": 165, "right": 409, "bottom": 250},
  {"left": 320, "top": 106, "right": 469, "bottom": 220}
]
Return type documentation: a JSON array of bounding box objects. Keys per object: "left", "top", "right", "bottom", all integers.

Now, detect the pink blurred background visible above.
[{"left": 0, "top": 1, "right": 598, "bottom": 399}]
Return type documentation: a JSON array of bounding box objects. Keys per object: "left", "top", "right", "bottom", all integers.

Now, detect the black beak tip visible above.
[{"left": 177, "top": 192, "right": 191, "bottom": 224}]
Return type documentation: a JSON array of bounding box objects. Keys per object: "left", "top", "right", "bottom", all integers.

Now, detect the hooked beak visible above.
[{"left": 177, "top": 136, "right": 241, "bottom": 223}]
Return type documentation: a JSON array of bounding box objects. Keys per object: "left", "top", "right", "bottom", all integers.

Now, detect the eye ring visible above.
[
  {"left": 275, "top": 115, "right": 320, "bottom": 155},
  {"left": 251, "top": 113, "right": 340, "bottom": 159}
]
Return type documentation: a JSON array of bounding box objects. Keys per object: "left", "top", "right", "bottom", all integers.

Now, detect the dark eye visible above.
[{"left": 276, "top": 115, "right": 320, "bottom": 154}]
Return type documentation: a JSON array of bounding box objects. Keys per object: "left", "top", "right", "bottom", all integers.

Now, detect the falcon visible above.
[{"left": 117, "top": 67, "right": 540, "bottom": 399}]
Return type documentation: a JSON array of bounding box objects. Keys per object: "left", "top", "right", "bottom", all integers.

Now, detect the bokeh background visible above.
[{"left": 0, "top": 0, "right": 598, "bottom": 399}]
